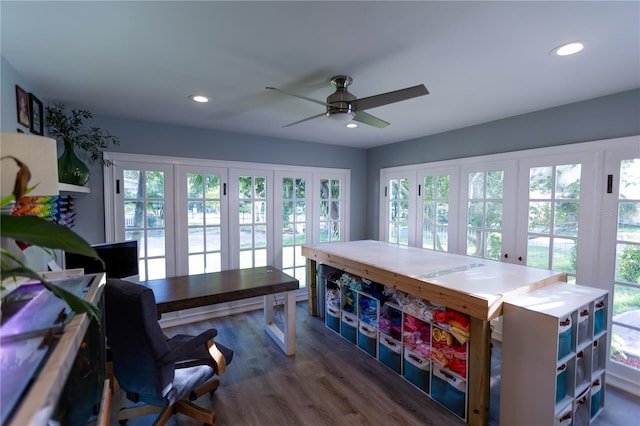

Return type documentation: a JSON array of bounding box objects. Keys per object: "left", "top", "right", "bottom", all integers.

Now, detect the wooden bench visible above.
[{"left": 140, "top": 266, "right": 299, "bottom": 355}]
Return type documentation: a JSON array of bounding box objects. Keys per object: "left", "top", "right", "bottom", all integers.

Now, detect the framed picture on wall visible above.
[
  {"left": 29, "top": 94, "right": 44, "bottom": 135},
  {"left": 16, "top": 85, "right": 31, "bottom": 128}
]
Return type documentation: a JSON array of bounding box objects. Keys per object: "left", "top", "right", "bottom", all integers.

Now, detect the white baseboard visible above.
[{"left": 606, "top": 372, "right": 640, "bottom": 397}]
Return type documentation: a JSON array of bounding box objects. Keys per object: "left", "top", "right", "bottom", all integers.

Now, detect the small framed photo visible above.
[
  {"left": 16, "top": 85, "right": 31, "bottom": 128},
  {"left": 29, "top": 93, "right": 44, "bottom": 135}
]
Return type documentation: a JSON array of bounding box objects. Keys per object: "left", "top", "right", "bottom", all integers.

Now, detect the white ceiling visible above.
[{"left": 2, "top": 1, "right": 639, "bottom": 149}]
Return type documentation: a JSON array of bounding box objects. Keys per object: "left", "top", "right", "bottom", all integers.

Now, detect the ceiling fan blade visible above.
[
  {"left": 353, "top": 111, "right": 390, "bottom": 128},
  {"left": 354, "top": 84, "right": 429, "bottom": 111},
  {"left": 282, "top": 112, "right": 327, "bottom": 128},
  {"left": 266, "top": 86, "right": 329, "bottom": 107}
]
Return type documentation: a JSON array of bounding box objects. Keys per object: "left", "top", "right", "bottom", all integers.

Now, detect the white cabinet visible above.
[{"left": 500, "top": 282, "right": 608, "bottom": 426}]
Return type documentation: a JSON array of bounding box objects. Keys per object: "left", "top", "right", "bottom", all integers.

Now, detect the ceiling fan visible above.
[{"left": 266, "top": 75, "right": 429, "bottom": 128}]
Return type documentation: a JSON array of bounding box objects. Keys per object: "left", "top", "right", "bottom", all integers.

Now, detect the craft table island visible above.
[{"left": 302, "top": 240, "right": 566, "bottom": 426}]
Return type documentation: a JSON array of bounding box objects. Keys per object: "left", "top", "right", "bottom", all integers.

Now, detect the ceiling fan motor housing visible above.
[{"left": 326, "top": 75, "right": 356, "bottom": 119}]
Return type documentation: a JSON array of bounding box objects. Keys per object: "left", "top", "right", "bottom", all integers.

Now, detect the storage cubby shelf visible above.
[
  {"left": 323, "top": 268, "right": 471, "bottom": 421},
  {"left": 500, "top": 282, "right": 608, "bottom": 426}
]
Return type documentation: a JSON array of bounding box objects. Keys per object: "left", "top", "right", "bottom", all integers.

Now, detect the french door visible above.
[
  {"left": 175, "top": 165, "right": 228, "bottom": 276},
  {"left": 228, "top": 169, "right": 273, "bottom": 269},
  {"left": 516, "top": 152, "right": 597, "bottom": 283},
  {"left": 108, "top": 162, "right": 175, "bottom": 280},
  {"left": 460, "top": 161, "right": 516, "bottom": 262},
  {"left": 599, "top": 149, "right": 640, "bottom": 385},
  {"left": 418, "top": 167, "right": 459, "bottom": 253},
  {"left": 379, "top": 170, "right": 417, "bottom": 246}
]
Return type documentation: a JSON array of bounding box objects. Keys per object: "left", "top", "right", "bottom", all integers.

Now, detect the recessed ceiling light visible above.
[
  {"left": 189, "top": 94, "right": 209, "bottom": 103},
  {"left": 346, "top": 123, "right": 358, "bottom": 128},
  {"left": 551, "top": 42, "right": 585, "bottom": 57}
]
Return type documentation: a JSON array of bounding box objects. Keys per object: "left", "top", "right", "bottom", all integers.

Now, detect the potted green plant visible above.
[
  {"left": 1, "top": 156, "right": 102, "bottom": 323},
  {"left": 45, "top": 102, "right": 120, "bottom": 186}
]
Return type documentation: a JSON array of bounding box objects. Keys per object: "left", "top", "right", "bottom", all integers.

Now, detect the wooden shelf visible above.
[{"left": 58, "top": 183, "right": 90, "bottom": 193}]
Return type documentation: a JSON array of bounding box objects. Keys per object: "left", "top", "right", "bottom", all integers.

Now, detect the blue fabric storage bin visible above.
[
  {"left": 558, "top": 317, "right": 572, "bottom": 360},
  {"left": 340, "top": 312, "right": 357, "bottom": 344},
  {"left": 379, "top": 334, "right": 402, "bottom": 374},
  {"left": 358, "top": 324, "right": 377, "bottom": 357},
  {"left": 594, "top": 301, "right": 605, "bottom": 335},
  {"left": 431, "top": 367, "right": 466, "bottom": 419},
  {"left": 590, "top": 379, "right": 602, "bottom": 419},
  {"left": 403, "top": 350, "right": 430, "bottom": 394},
  {"left": 556, "top": 364, "right": 567, "bottom": 404},
  {"left": 326, "top": 307, "right": 340, "bottom": 334}
]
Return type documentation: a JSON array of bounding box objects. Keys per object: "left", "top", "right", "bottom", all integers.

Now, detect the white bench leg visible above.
[{"left": 263, "top": 291, "right": 296, "bottom": 356}]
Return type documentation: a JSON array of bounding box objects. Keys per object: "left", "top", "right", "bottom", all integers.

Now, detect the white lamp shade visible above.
[{"left": 1, "top": 132, "right": 59, "bottom": 198}]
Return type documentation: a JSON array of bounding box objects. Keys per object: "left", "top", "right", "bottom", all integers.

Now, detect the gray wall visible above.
[{"left": 365, "top": 89, "right": 640, "bottom": 239}]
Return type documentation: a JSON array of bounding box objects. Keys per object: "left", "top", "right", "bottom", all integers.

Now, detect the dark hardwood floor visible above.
[{"left": 109, "top": 302, "right": 639, "bottom": 426}]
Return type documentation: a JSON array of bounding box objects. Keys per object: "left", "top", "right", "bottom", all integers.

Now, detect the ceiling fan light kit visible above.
[{"left": 266, "top": 75, "right": 429, "bottom": 129}]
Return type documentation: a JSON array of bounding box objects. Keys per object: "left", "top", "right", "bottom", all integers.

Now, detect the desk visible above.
[
  {"left": 3, "top": 273, "right": 106, "bottom": 426},
  {"left": 302, "top": 240, "right": 566, "bottom": 426},
  {"left": 140, "top": 266, "right": 299, "bottom": 356}
]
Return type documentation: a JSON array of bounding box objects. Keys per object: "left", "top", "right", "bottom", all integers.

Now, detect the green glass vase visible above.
[{"left": 58, "top": 141, "right": 90, "bottom": 186}]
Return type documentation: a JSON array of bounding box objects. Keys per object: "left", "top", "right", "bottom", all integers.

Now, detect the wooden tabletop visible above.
[
  {"left": 141, "top": 266, "right": 299, "bottom": 314},
  {"left": 302, "top": 240, "right": 566, "bottom": 320}
]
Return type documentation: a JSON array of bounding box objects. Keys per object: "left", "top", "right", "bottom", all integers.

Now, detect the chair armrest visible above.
[{"left": 159, "top": 329, "right": 217, "bottom": 364}]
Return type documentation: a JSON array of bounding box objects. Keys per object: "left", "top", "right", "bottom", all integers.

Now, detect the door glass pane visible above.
[
  {"left": 555, "top": 164, "right": 581, "bottom": 199},
  {"left": 554, "top": 202, "right": 579, "bottom": 237},
  {"left": 485, "top": 231, "right": 502, "bottom": 260},
  {"left": 527, "top": 236, "right": 550, "bottom": 269},
  {"left": 487, "top": 170, "right": 504, "bottom": 199},
  {"left": 529, "top": 201, "right": 550, "bottom": 233},
  {"left": 188, "top": 228, "right": 204, "bottom": 253},
  {"left": 552, "top": 238, "right": 576, "bottom": 274},
  {"left": 147, "top": 258, "right": 166, "bottom": 280},
  {"left": 486, "top": 201, "right": 502, "bottom": 230},
  {"left": 529, "top": 167, "right": 552, "bottom": 198},
  {"left": 468, "top": 172, "right": 484, "bottom": 199},
  {"left": 611, "top": 158, "right": 640, "bottom": 371},
  {"left": 123, "top": 170, "right": 142, "bottom": 198}
]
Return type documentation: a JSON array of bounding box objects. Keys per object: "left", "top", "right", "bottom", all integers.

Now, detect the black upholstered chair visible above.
[{"left": 105, "top": 278, "right": 233, "bottom": 425}]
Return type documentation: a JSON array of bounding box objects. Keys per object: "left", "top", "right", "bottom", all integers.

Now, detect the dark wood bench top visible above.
[{"left": 140, "top": 266, "right": 299, "bottom": 314}]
